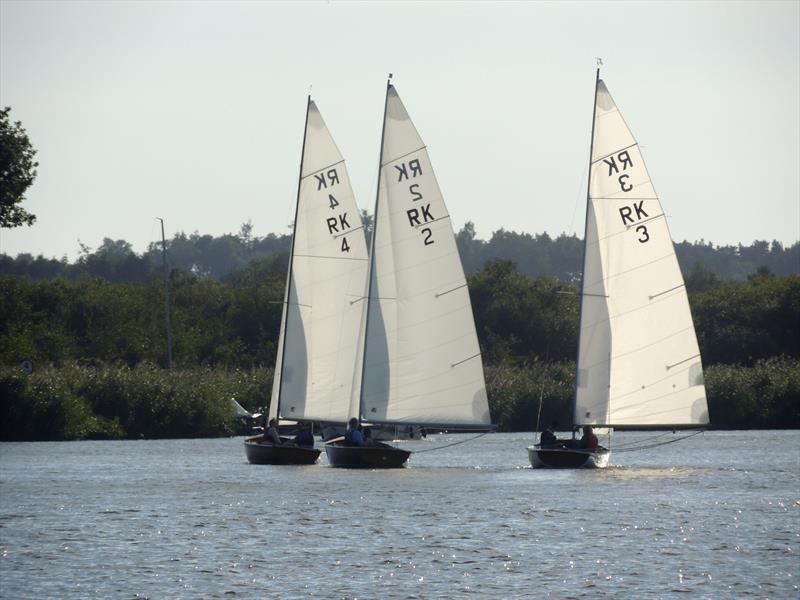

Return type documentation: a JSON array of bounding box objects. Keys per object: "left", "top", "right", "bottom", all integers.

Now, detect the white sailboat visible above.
[
  {"left": 246, "top": 96, "right": 369, "bottom": 465},
  {"left": 325, "top": 80, "right": 493, "bottom": 468},
  {"left": 528, "top": 70, "right": 710, "bottom": 469}
]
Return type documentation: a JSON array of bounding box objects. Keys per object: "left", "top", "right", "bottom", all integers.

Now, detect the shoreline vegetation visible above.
[
  {"left": 1, "top": 263, "right": 798, "bottom": 441},
  {"left": 0, "top": 357, "right": 800, "bottom": 441},
  {"left": 1, "top": 357, "right": 797, "bottom": 442}
]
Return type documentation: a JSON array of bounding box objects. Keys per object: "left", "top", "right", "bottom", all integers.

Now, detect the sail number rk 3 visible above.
[{"left": 606, "top": 149, "right": 651, "bottom": 244}]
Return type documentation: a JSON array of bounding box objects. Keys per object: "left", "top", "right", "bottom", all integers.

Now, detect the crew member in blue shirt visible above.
[
  {"left": 344, "top": 418, "right": 364, "bottom": 446},
  {"left": 294, "top": 422, "right": 314, "bottom": 447}
]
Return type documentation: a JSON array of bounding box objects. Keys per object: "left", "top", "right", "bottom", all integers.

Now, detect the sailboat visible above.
[
  {"left": 528, "top": 70, "right": 710, "bottom": 469},
  {"left": 325, "top": 80, "right": 494, "bottom": 468},
  {"left": 245, "top": 96, "right": 369, "bottom": 465}
]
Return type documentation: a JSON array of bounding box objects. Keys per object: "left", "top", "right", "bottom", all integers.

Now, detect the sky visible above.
[{"left": 0, "top": 0, "right": 798, "bottom": 261}]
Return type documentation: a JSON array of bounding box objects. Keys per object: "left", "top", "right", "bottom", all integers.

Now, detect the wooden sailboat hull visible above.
[
  {"left": 244, "top": 437, "right": 321, "bottom": 465},
  {"left": 324, "top": 439, "right": 411, "bottom": 468},
  {"left": 527, "top": 445, "right": 610, "bottom": 469}
]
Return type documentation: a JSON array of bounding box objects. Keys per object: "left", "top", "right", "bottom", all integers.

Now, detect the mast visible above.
[
  {"left": 572, "top": 66, "right": 601, "bottom": 432},
  {"left": 157, "top": 217, "right": 173, "bottom": 369},
  {"left": 273, "top": 94, "right": 312, "bottom": 423},
  {"left": 355, "top": 76, "right": 392, "bottom": 425}
]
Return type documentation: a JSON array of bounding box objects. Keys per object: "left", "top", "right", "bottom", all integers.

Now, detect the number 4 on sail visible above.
[
  {"left": 245, "top": 97, "right": 369, "bottom": 465},
  {"left": 528, "top": 69, "right": 710, "bottom": 469}
]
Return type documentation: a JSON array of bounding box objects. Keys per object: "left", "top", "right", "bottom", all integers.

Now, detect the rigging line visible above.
[
  {"left": 650, "top": 283, "right": 685, "bottom": 300},
  {"left": 412, "top": 431, "right": 492, "bottom": 454},
  {"left": 611, "top": 430, "right": 677, "bottom": 449},
  {"left": 625, "top": 213, "right": 665, "bottom": 229},
  {"left": 381, "top": 145, "right": 427, "bottom": 167},
  {"left": 613, "top": 430, "right": 704, "bottom": 453},
  {"left": 301, "top": 159, "right": 346, "bottom": 180},
  {"left": 592, "top": 196, "right": 659, "bottom": 201},
  {"left": 352, "top": 294, "right": 397, "bottom": 305},
  {"left": 436, "top": 283, "right": 467, "bottom": 298},
  {"left": 534, "top": 344, "right": 551, "bottom": 443},
  {"left": 590, "top": 142, "right": 639, "bottom": 165},
  {"left": 666, "top": 354, "right": 701, "bottom": 370},
  {"left": 579, "top": 325, "right": 695, "bottom": 372},
  {"left": 583, "top": 252, "right": 673, "bottom": 289},
  {"left": 583, "top": 216, "right": 660, "bottom": 248},
  {"left": 293, "top": 254, "right": 369, "bottom": 261},
  {"left": 413, "top": 214, "right": 451, "bottom": 228},
  {"left": 268, "top": 300, "right": 312, "bottom": 308},
  {"left": 362, "top": 368, "right": 483, "bottom": 400},
  {"left": 579, "top": 283, "right": 687, "bottom": 332},
  {"left": 332, "top": 225, "right": 364, "bottom": 239},
  {"left": 567, "top": 160, "right": 587, "bottom": 236},
  {"left": 451, "top": 353, "right": 481, "bottom": 368}
]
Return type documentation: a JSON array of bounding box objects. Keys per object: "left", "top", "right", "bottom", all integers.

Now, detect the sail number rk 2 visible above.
[{"left": 396, "top": 158, "right": 435, "bottom": 246}]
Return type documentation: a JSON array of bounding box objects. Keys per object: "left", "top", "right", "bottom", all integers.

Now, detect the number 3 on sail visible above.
[{"left": 528, "top": 69, "right": 710, "bottom": 469}]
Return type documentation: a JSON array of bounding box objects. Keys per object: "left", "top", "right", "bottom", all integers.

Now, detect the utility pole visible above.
[{"left": 157, "top": 218, "right": 173, "bottom": 369}]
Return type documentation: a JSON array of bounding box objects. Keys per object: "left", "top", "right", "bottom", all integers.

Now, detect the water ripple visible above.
[{"left": 1, "top": 431, "right": 798, "bottom": 598}]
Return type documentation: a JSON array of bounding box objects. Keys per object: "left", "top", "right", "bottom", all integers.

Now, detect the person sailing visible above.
[
  {"left": 344, "top": 418, "right": 364, "bottom": 446},
  {"left": 580, "top": 425, "right": 599, "bottom": 450},
  {"left": 294, "top": 422, "right": 314, "bottom": 447},
  {"left": 264, "top": 418, "right": 282, "bottom": 445},
  {"left": 539, "top": 420, "right": 560, "bottom": 447}
]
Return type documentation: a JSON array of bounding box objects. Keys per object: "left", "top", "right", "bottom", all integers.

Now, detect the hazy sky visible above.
[{"left": 1, "top": 0, "right": 798, "bottom": 260}]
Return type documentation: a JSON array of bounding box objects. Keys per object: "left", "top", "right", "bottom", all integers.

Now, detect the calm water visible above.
[{"left": 1, "top": 431, "right": 798, "bottom": 599}]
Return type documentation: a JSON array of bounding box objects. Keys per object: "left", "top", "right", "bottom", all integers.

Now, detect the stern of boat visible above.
[
  {"left": 324, "top": 438, "right": 411, "bottom": 468},
  {"left": 527, "top": 445, "right": 610, "bottom": 469},
  {"left": 244, "top": 437, "right": 321, "bottom": 465}
]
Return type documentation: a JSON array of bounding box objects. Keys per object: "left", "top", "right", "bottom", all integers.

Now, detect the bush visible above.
[
  {"left": 0, "top": 362, "right": 274, "bottom": 441},
  {"left": 706, "top": 356, "right": 800, "bottom": 428},
  {"left": 485, "top": 361, "right": 575, "bottom": 432}
]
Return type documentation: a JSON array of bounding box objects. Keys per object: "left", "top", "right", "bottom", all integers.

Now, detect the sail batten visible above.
[
  {"left": 359, "top": 83, "right": 492, "bottom": 429},
  {"left": 574, "top": 78, "right": 709, "bottom": 428},
  {"left": 301, "top": 159, "right": 347, "bottom": 180}
]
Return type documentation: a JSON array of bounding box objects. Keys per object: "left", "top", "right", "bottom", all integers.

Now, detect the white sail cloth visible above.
[
  {"left": 270, "top": 100, "right": 369, "bottom": 424},
  {"left": 358, "top": 85, "right": 491, "bottom": 428},
  {"left": 575, "top": 80, "right": 709, "bottom": 427}
]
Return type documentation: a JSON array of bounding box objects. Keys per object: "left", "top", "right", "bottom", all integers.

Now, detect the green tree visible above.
[
  {"left": 685, "top": 261, "right": 719, "bottom": 292},
  {"left": 469, "top": 260, "right": 578, "bottom": 364},
  {"left": 0, "top": 107, "right": 38, "bottom": 228}
]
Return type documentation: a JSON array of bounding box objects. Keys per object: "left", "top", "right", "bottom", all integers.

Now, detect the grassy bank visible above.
[
  {"left": 1, "top": 358, "right": 798, "bottom": 441},
  {"left": 0, "top": 362, "right": 271, "bottom": 441}
]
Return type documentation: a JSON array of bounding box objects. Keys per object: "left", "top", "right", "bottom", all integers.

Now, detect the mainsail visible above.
[
  {"left": 358, "top": 83, "right": 491, "bottom": 428},
  {"left": 574, "top": 77, "right": 709, "bottom": 427},
  {"left": 269, "top": 98, "right": 369, "bottom": 424}
]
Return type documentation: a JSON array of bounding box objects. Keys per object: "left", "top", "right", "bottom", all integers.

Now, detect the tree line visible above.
[
  {"left": 2, "top": 222, "right": 798, "bottom": 284},
  {"left": 1, "top": 262, "right": 797, "bottom": 439}
]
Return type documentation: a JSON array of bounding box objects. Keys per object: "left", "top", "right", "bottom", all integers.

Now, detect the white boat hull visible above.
[{"left": 527, "top": 445, "right": 610, "bottom": 469}]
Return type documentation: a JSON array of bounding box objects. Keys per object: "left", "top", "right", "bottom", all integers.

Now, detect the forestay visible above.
[
  {"left": 270, "top": 100, "right": 369, "bottom": 424},
  {"left": 575, "top": 79, "right": 709, "bottom": 427},
  {"left": 359, "top": 85, "right": 491, "bottom": 428}
]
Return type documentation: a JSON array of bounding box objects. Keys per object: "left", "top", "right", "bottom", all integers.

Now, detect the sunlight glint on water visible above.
[{"left": 1, "top": 431, "right": 798, "bottom": 598}]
